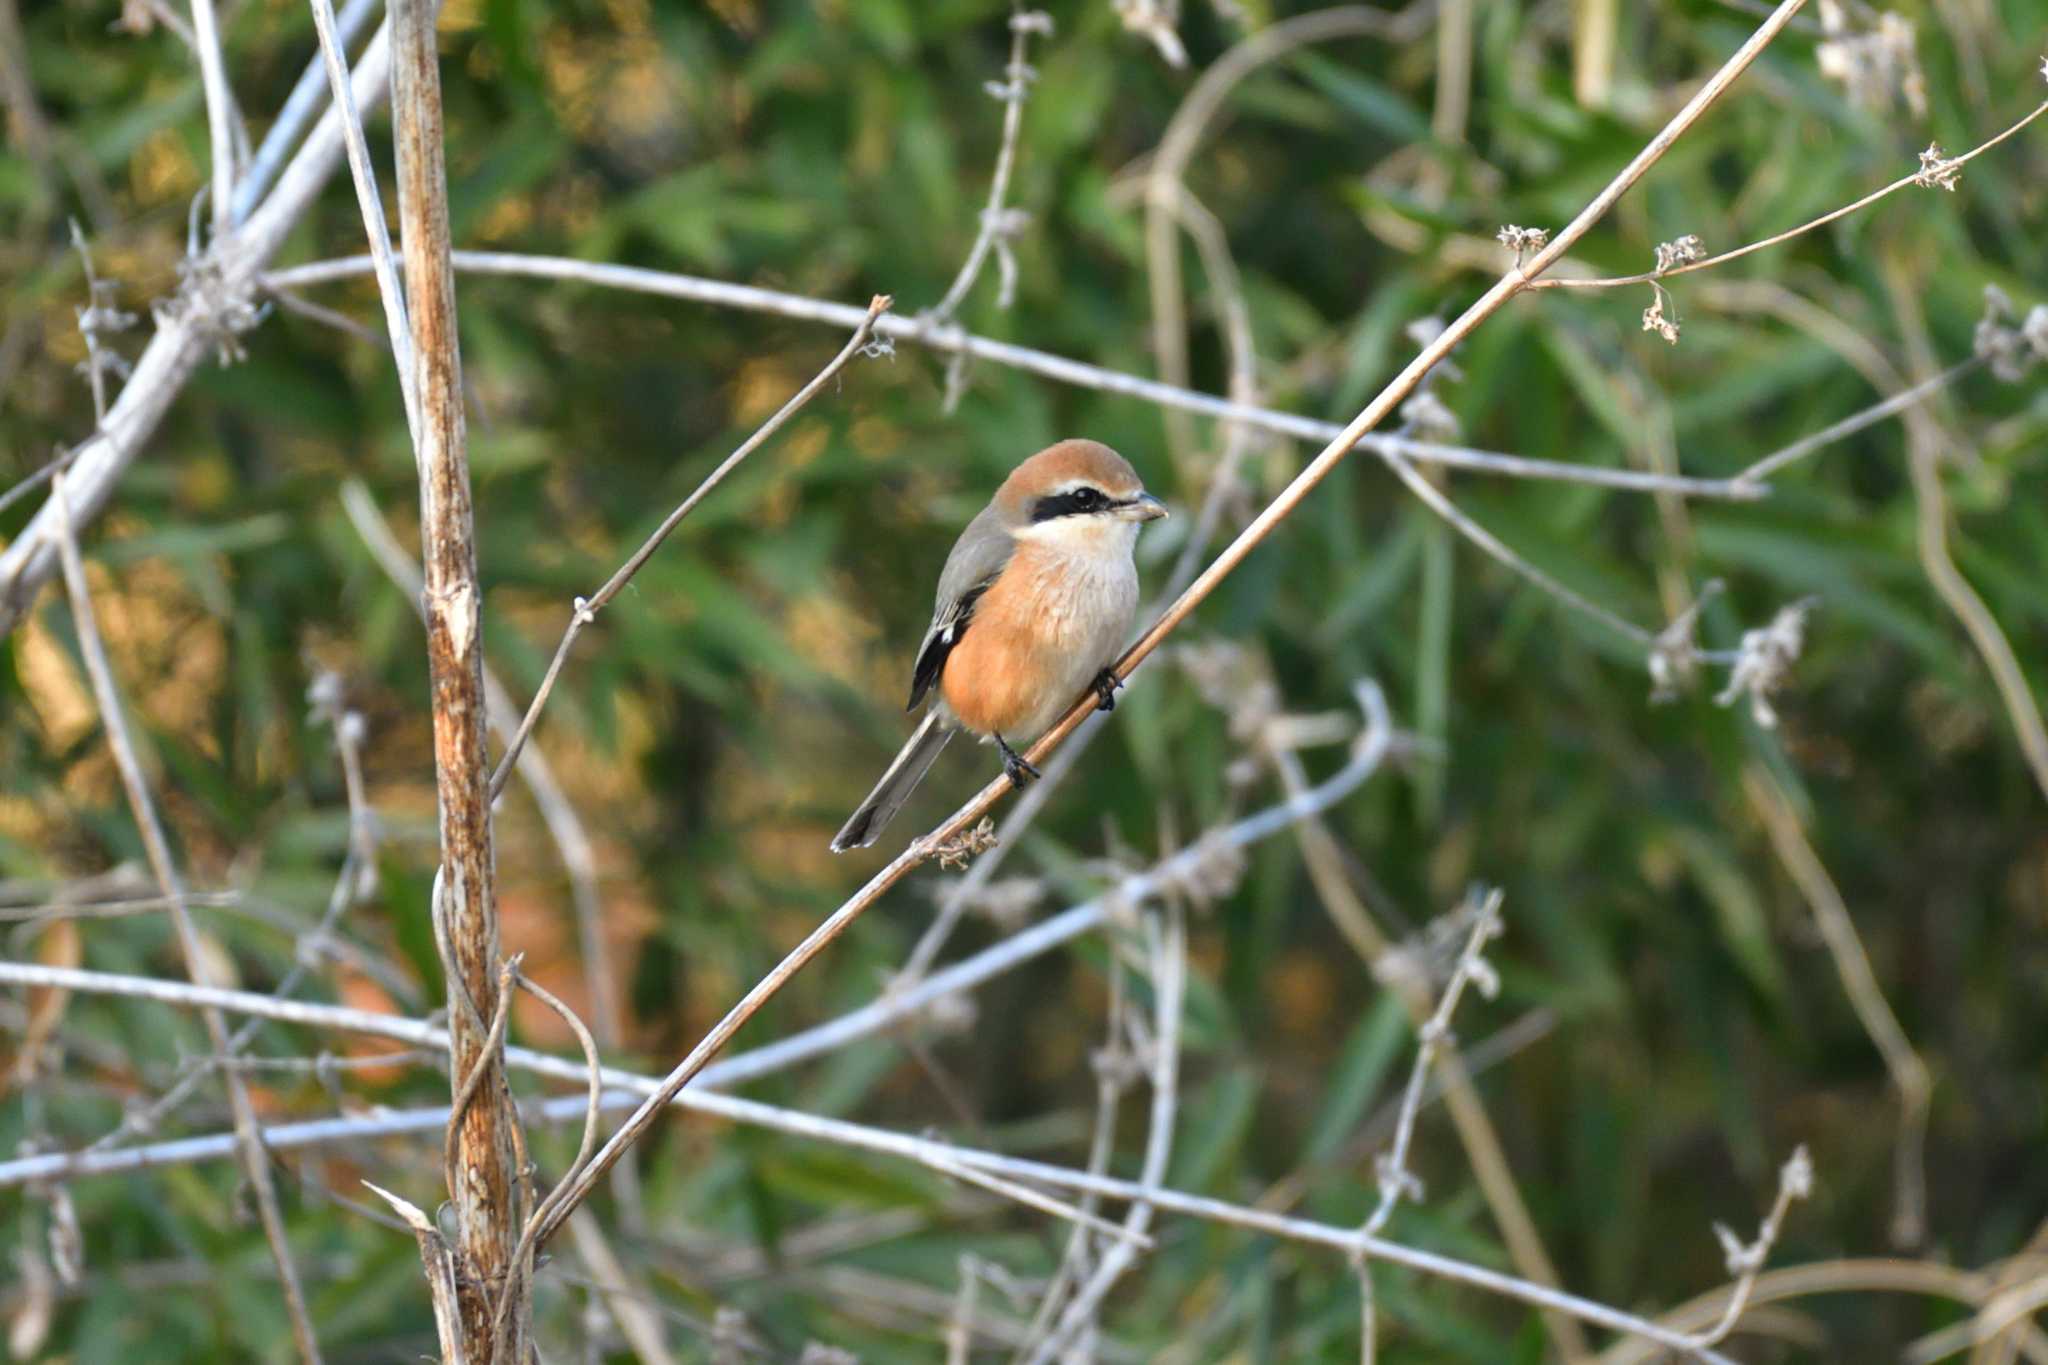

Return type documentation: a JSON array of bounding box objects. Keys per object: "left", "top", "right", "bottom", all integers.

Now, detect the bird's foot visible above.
[
  {"left": 995, "top": 735, "right": 1041, "bottom": 790},
  {"left": 1091, "top": 669, "right": 1123, "bottom": 713}
]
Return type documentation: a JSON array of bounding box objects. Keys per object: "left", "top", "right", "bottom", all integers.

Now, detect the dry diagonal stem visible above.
[
  {"left": 1903, "top": 410, "right": 2048, "bottom": 806},
  {"left": 47, "top": 477, "right": 324, "bottom": 1365},
  {"left": 519, "top": 0, "right": 1808, "bottom": 1252},
  {"left": 1601, "top": 1258, "right": 2048, "bottom": 1365},
  {"left": 1264, "top": 735, "right": 1588, "bottom": 1361},
  {"left": 523, "top": 682, "right": 1384, "bottom": 1250},
  {"left": 487, "top": 294, "right": 893, "bottom": 798}
]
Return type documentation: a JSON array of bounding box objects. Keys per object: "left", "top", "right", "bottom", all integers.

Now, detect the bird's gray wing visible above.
[{"left": 906, "top": 505, "right": 1013, "bottom": 711}]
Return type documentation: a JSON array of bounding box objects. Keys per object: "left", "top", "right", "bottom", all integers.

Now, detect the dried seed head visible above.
[
  {"left": 1973, "top": 284, "right": 2048, "bottom": 383},
  {"left": 1496, "top": 224, "right": 1550, "bottom": 260},
  {"left": 1653, "top": 234, "right": 1706, "bottom": 273},
  {"left": 1642, "top": 292, "right": 1681, "bottom": 345},
  {"left": 1647, "top": 580, "right": 1725, "bottom": 703},
  {"left": 1715, "top": 598, "right": 1819, "bottom": 728},
  {"left": 1815, "top": 0, "right": 1928, "bottom": 116},
  {"left": 1399, "top": 388, "right": 1462, "bottom": 444},
  {"left": 1914, "top": 143, "right": 1961, "bottom": 191}
]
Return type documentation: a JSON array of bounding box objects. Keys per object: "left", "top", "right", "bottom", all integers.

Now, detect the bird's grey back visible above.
[{"left": 932, "top": 503, "right": 1015, "bottom": 625}]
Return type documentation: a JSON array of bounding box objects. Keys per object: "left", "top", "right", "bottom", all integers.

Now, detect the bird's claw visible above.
[
  {"left": 1092, "top": 669, "right": 1122, "bottom": 713},
  {"left": 995, "top": 735, "right": 1040, "bottom": 790}
]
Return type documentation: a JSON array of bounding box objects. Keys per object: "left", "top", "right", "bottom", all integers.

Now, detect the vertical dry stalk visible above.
[{"left": 389, "top": 0, "right": 525, "bottom": 1351}]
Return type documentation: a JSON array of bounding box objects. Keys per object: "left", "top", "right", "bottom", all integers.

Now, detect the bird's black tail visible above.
[{"left": 830, "top": 712, "right": 954, "bottom": 852}]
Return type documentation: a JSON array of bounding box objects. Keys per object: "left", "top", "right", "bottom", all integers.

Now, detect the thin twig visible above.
[
  {"left": 1744, "top": 765, "right": 1930, "bottom": 1246},
  {"left": 1680, "top": 1146, "right": 1815, "bottom": 1350},
  {"left": 486, "top": 294, "right": 893, "bottom": 798},
  {"left": 47, "top": 476, "right": 324, "bottom": 1364},
  {"left": 187, "top": 0, "right": 239, "bottom": 242},
  {"left": 263, "top": 252, "right": 1762, "bottom": 502},
  {"left": 1603, "top": 1258, "right": 2048, "bottom": 1365},
  {"left": 927, "top": 11, "right": 1051, "bottom": 323},
  {"left": 1358, "top": 889, "right": 1505, "bottom": 1363},
  {"left": 79, "top": 690, "right": 380, "bottom": 1154},
  {"left": 493, "top": 967, "right": 606, "bottom": 1358},
  {"left": 1733, "top": 357, "right": 1983, "bottom": 486},
  {"left": 305, "top": 0, "right": 418, "bottom": 434},
  {"left": 1267, "top": 733, "right": 1588, "bottom": 1360},
  {"left": 1144, "top": 5, "right": 1427, "bottom": 461},
  {"left": 1527, "top": 98, "right": 2048, "bottom": 292}
]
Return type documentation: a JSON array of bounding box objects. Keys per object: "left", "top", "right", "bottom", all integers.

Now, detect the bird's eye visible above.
[{"left": 1030, "top": 485, "right": 1112, "bottom": 522}]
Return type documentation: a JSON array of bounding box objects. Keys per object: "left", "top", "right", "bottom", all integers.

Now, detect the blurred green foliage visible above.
[{"left": 3, "top": 0, "right": 2047, "bottom": 1359}]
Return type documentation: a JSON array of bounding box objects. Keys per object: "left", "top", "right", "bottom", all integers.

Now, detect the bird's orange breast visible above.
[{"left": 939, "top": 543, "right": 1110, "bottom": 738}]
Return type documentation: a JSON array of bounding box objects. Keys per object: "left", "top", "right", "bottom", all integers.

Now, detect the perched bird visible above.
[{"left": 831, "top": 439, "right": 1168, "bottom": 852}]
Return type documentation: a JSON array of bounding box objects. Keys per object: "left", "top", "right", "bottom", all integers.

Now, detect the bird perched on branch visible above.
[{"left": 832, "top": 439, "right": 1168, "bottom": 852}]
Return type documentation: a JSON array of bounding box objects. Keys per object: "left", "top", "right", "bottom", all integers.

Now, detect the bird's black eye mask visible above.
[{"left": 1031, "top": 485, "right": 1125, "bottom": 521}]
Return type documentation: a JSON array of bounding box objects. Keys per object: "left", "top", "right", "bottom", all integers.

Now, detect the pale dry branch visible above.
[
  {"left": 1902, "top": 396, "right": 2048, "bottom": 806},
  {"left": 486, "top": 294, "right": 893, "bottom": 798},
  {"left": 1015, "top": 952, "right": 1132, "bottom": 1351},
  {"left": 0, "top": 960, "right": 1738, "bottom": 1363},
  {"left": 47, "top": 477, "right": 323, "bottom": 1364},
  {"left": 78, "top": 684, "right": 381, "bottom": 1155},
  {"left": 564, "top": 1210, "right": 678, "bottom": 1365},
  {"left": 1731, "top": 357, "right": 1982, "bottom": 485},
  {"left": 262, "top": 251, "right": 1760, "bottom": 502}
]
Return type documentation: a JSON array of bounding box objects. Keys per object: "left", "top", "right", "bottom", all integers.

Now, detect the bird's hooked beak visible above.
[{"left": 1118, "top": 492, "right": 1169, "bottom": 522}]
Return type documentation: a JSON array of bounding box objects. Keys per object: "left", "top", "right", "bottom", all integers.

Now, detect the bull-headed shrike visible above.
[{"left": 832, "top": 439, "right": 1168, "bottom": 852}]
